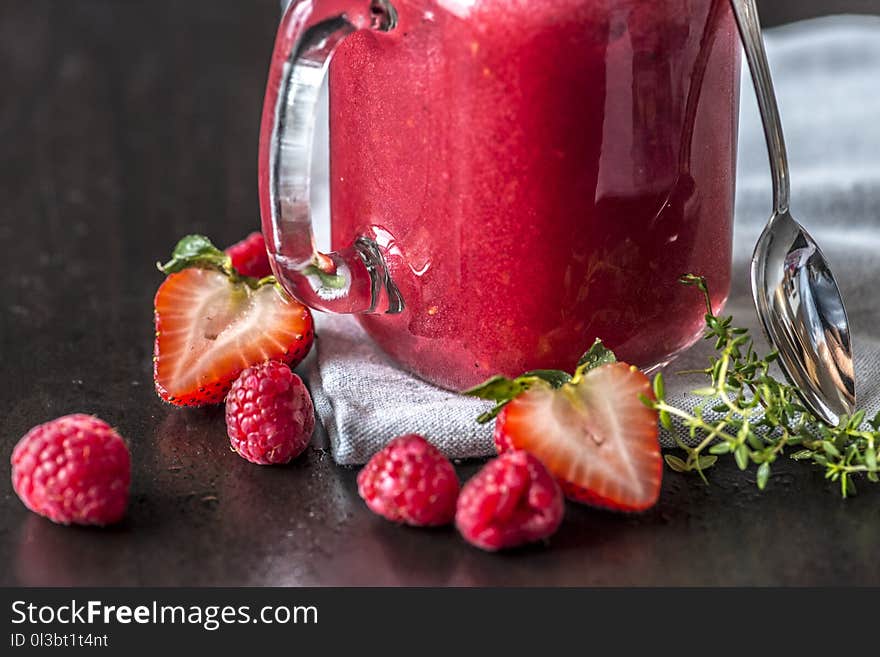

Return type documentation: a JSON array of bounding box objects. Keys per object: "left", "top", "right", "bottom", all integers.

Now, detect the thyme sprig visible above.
[{"left": 645, "top": 274, "right": 879, "bottom": 497}]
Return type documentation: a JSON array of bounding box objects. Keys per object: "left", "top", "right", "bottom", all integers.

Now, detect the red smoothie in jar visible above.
[{"left": 328, "top": 0, "right": 740, "bottom": 389}]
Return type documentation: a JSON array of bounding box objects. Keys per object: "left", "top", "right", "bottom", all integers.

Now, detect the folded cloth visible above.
[{"left": 309, "top": 16, "right": 880, "bottom": 465}]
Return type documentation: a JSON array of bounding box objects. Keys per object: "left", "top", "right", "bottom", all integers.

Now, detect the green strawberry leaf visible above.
[
  {"left": 463, "top": 370, "right": 570, "bottom": 424},
  {"left": 463, "top": 375, "right": 529, "bottom": 403},
  {"left": 158, "top": 234, "right": 234, "bottom": 276},
  {"left": 474, "top": 405, "right": 508, "bottom": 425},
  {"left": 464, "top": 341, "right": 617, "bottom": 425},
  {"left": 574, "top": 339, "right": 617, "bottom": 379},
  {"left": 157, "top": 234, "right": 280, "bottom": 291},
  {"left": 520, "top": 369, "right": 572, "bottom": 388}
]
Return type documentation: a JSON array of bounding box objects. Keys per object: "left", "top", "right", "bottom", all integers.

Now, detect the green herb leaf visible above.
[
  {"left": 664, "top": 455, "right": 690, "bottom": 473},
  {"left": 756, "top": 462, "right": 771, "bottom": 490},
  {"left": 653, "top": 373, "right": 666, "bottom": 401},
  {"left": 692, "top": 387, "right": 718, "bottom": 397},
  {"left": 865, "top": 446, "right": 877, "bottom": 471},
  {"left": 823, "top": 442, "right": 841, "bottom": 459},
  {"left": 842, "top": 474, "right": 856, "bottom": 497},
  {"left": 697, "top": 455, "right": 718, "bottom": 470}
]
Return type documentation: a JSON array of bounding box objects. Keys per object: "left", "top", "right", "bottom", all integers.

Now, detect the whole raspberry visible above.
[
  {"left": 225, "top": 360, "right": 315, "bottom": 465},
  {"left": 11, "top": 414, "right": 131, "bottom": 526},
  {"left": 456, "top": 450, "right": 564, "bottom": 551},
  {"left": 225, "top": 231, "right": 272, "bottom": 278},
  {"left": 357, "top": 434, "right": 459, "bottom": 526}
]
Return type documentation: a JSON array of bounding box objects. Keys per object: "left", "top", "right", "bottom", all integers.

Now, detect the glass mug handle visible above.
[{"left": 259, "top": 0, "right": 403, "bottom": 314}]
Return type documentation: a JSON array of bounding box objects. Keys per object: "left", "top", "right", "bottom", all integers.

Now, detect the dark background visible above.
[{"left": 2, "top": 0, "right": 880, "bottom": 586}]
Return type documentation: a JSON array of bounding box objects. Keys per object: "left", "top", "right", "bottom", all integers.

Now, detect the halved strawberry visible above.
[
  {"left": 490, "top": 363, "right": 662, "bottom": 512},
  {"left": 153, "top": 235, "right": 313, "bottom": 407}
]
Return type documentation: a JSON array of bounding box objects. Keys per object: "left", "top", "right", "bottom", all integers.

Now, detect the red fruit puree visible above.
[{"left": 328, "top": 0, "right": 741, "bottom": 389}]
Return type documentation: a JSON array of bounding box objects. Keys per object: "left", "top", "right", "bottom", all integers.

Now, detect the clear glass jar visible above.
[{"left": 260, "top": 0, "right": 741, "bottom": 389}]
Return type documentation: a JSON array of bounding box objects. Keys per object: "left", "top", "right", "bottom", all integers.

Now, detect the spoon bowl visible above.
[{"left": 751, "top": 210, "right": 855, "bottom": 425}]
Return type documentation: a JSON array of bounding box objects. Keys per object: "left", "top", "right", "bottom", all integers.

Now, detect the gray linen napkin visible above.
[{"left": 308, "top": 16, "right": 880, "bottom": 465}]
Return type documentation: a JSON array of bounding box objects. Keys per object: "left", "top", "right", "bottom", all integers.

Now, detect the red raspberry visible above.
[
  {"left": 357, "top": 434, "right": 459, "bottom": 526},
  {"left": 225, "top": 231, "right": 272, "bottom": 278},
  {"left": 11, "top": 414, "right": 131, "bottom": 526},
  {"left": 455, "top": 450, "right": 564, "bottom": 551},
  {"left": 225, "top": 361, "right": 315, "bottom": 465}
]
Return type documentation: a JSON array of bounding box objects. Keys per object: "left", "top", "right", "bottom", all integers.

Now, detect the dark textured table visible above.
[{"left": 3, "top": 0, "right": 880, "bottom": 587}]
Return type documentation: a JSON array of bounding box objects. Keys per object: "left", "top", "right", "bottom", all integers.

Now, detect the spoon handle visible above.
[{"left": 730, "top": 0, "right": 791, "bottom": 216}]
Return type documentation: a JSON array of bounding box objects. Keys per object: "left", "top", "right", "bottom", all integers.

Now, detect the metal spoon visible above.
[{"left": 730, "top": 0, "right": 855, "bottom": 426}]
